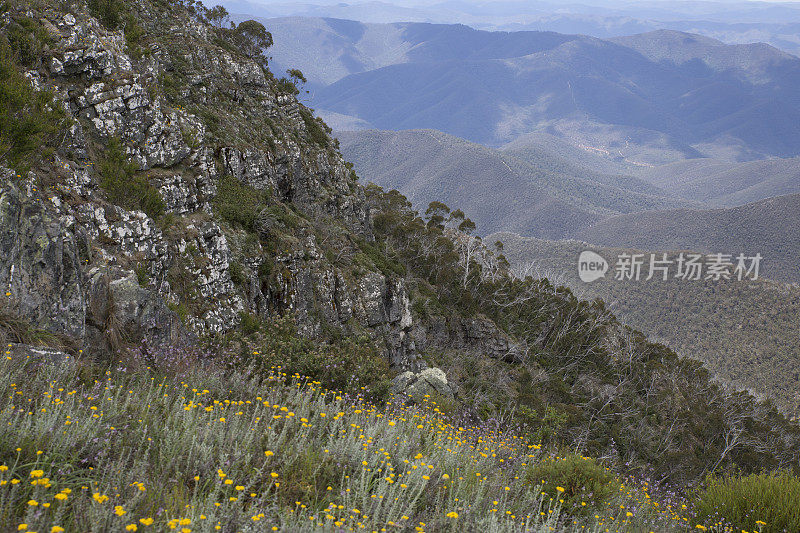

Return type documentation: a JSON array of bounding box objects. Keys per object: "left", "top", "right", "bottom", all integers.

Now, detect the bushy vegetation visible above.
[
  {"left": 527, "top": 454, "right": 616, "bottom": 518},
  {"left": 0, "top": 23, "right": 66, "bottom": 173},
  {"left": 221, "top": 314, "right": 391, "bottom": 401},
  {"left": 366, "top": 188, "right": 800, "bottom": 484},
  {"left": 299, "top": 107, "right": 331, "bottom": 148},
  {"left": 213, "top": 173, "right": 269, "bottom": 231},
  {"left": 87, "top": 0, "right": 126, "bottom": 30},
  {"left": 693, "top": 471, "right": 800, "bottom": 532},
  {"left": 97, "top": 138, "right": 165, "bottom": 219},
  {"left": 0, "top": 347, "right": 698, "bottom": 533}
]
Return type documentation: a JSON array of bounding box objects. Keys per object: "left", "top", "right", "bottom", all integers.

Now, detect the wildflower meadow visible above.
[{"left": 0, "top": 345, "right": 776, "bottom": 532}]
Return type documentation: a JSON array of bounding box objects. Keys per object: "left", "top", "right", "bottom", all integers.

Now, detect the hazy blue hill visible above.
[
  {"left": 262, "top": 16, "right": 579, "bottom": 87},
  {"left": 336, "top": 128, "right": 688, "bottom": 238},
  {"left": 635, "top": 157, "right": 800, "bottom": 206},
  {"left": 573, "top": 193, "right": 800, "bottom": 282},
  {"left": 314, "top": 27, "right": 800, "bottom": 156},
  {"left": 501, "top": 131, "right": 643, "bottom": 175}
]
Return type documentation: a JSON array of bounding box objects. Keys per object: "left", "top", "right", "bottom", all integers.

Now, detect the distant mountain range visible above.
[
  {"left": 259, "top": 16, "right": 800, "bottom": 161},
  {"left": 573, "top": 193, "right": 800, "bottom": 282},
  {"left": 336, "top": 129, "right": 689, "bottom": 239},
  {"left": 222, "top": 0, "right": 800, "bottom": 56}
]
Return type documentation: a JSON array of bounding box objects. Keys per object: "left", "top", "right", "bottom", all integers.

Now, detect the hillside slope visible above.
[
  {"left": 573, "top": 194, "right": 800, "bottom": 282},
  {"left": 336, "top": 128, "right": 686, "bottom": 238},
  {"left": 0, "top": 0, "right": 798, "bottom": 500},
  {"left": 494, "top": 232, "right": 800, "bottom": 416},
  {"left": 634, "top": 157, "right": 800, "bottom": 206}
]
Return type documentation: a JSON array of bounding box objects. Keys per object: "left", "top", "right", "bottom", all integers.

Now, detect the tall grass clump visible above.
[{"left": 693, "top": 471, "right": 800, "bottom": 532}]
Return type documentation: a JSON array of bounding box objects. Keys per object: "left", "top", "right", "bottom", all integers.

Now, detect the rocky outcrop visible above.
[
  {"left": 412, "top": 314, "right": 526, "bottom": 364},
  {"left": 0, "top": 5, "right": 409, "bottom": 366},
  {"left": 459, "top": 316, "right": 527, "bottom": 363}
]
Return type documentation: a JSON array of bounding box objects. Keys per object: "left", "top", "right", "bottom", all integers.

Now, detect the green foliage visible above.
[
  {"left": 355, "top": 239, "right": 406, "bottom": 277},
  {"left": 5, "top": 15, "right": 50, "bottom": 67},
  {"left": 205, "top": 5, "right": 231, "bottom": 28},
  {"left": 364, "top": 184, "right": 800, "bottom": 484},
  {"left": 527, "top": 454, "right": 616, "bottom": 517},
  {"left": 231, "top": 314, "right": 391, "bottom": 400},
  {"left": 88, "top": 0, "right": 126, "bottom": 29},
  {"left": 287, "top": 68, "right": 307, "bottom": 84},
  {"left": 299, "top": 107, "right": 330, "bottom": 148},
  {"left": 498, "top": 236, "right": 800, "bottom": 417},
  {"left": 275, "top": 77, "right": 299, "bottom": 95},
  {"left": 228, "top": 19, "right": 272, "bottom": 62},
  {"left": 134, "top": 263, "right": 150, "bottom": 287},
  {"left": 123, "top": 15, "right": 147, "bottom": 59},
  {"left": 213, "top": 174, "right": 267, "bottom": 231},
  {"left": 693, "top": 471, "right": 800, "bottom": 533},
  {"left": 228, "top": 261, "right": 246, "bottom": 288},
  {"left": 238, "top": 311, "right": 261, "bottom": 336},
  {"left": 0, "top": 37, "right": 66, "bottom": 172},
  {"left": 97, "top": 138, "right": 165, "bottom": 219},
  {"left": 518, "top": 405, "right": 568, "bottom": 445}
]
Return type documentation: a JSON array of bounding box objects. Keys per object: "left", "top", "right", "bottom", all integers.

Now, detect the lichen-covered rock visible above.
[
  {"left": 460, "top": 316, "right": 527, "bottom": 363},
  {"left": 86, "top": 269, "right": 188, "bottom": 351},
  {"left": 391, "top": 367, "right": 454, "bottom": 400},
  {"left": 0, "top": 175, "right": 85, "bottom": 339},
  {"left": 0, "top": 1, "right": 453, "bottom": 381}
]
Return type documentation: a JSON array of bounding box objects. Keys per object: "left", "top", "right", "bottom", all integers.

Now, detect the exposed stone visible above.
[
  {"left": 8, "top": 344, "right": 72, "bottom": 364},
  {"left": 391, "top": 367, "right": 454, "bottom": 400},
  {"left": 0, "top": 176, "right": 85, "bottom": 340}
]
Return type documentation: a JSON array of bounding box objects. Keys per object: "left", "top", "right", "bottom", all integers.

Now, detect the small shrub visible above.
[
  {"left": 233, "top": 314, "right": 391, "bottom": 400},
  {"left": 213, "top": 174, "right": 267, "bottom": 230},
  {"left": 257, "top": 259, "right": 273, "bottom": 284},
  {"left": 238, "top": 312, "right": 262, "bottom": 336},
  {"left": 275, "top": 77, "right": 299, "bottom": 95},
  {"left": 6, "top": 16, "right": 51, "bottom": 67},
  {"left": 299, "top": 107, "right": 330, "bottom": 148},
  {"left": 693, "top": 471, "right": 800, "bottom": 533},
  {"left": 229, "top": 261, "right": 246, "bottom": 287},
  {"left": 134, "top": 263, "right": 150, "bottom": 287},
  {"left": 0, "top": 38, "right": 66, "bottom": 172},
  {"left": 97, "top": 138, "right": 165, "bottom": 220},
  {"left": 88, "top": 0, "right": 126, "bottom": 29},
  {"left": 526, "top": 454, "right": 616, "bottom": 516},
  {"left": 355, "top": 239, "right": 406, "bottom": 277},
  {"left": 123, "top": 15, "right": 147, "bottom": 59}
]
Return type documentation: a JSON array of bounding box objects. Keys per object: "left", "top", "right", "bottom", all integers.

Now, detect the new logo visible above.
[{"left": 578, "top": 251, "right": 608, "bottom": 283}]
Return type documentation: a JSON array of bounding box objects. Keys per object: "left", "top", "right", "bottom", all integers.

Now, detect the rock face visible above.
[
  {"left": 0, "top": 2, "right": 518, "bottom": 377},
  {"left": 0, "top": 173, "right": 85, "bottom": 340},
  {"left": 0, "top": 4, "right": 422, "bottom": 368}
]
